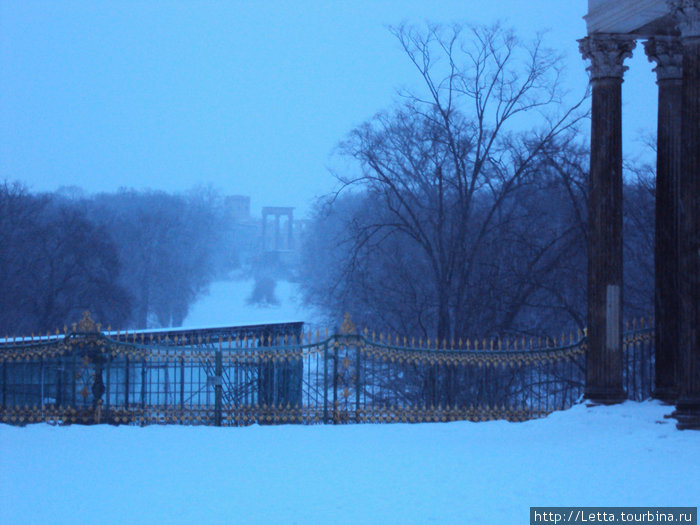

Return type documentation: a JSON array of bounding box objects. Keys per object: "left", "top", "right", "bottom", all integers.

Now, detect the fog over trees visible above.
[
  {"left": 298, "top": 24, "right": 654, "bottom": 340},
  {"left": 0, "top": 23, "right": 656, "bottom": 340},
  {"left": 0, "top": 182, "right": 236, "bottom": 334}
]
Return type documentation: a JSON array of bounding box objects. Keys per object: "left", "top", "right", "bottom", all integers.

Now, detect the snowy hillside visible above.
[
  {"left": 183, "top": 279, "right": 322, "bottom": 329},
  {"left": 1, "top": 401, "right": 697, "bottom": 524}
]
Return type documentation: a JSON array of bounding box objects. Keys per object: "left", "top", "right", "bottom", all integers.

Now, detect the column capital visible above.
[
  {"left": 644, "top": 36, "right": 684, "bottom": 81},
  {"left": 668, "top": 0, "right": 700, "bottom": 39},
  {"left": 578, "top": 34, "right": 636, "bottom": 81}
]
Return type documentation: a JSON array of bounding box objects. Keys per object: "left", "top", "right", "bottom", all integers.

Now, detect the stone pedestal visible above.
[
  {"left": 644, "top": 36, "right": 683, "bottom": 403},
  {"left": 579, "top": 35, "right": 636, "bottom": 404}
]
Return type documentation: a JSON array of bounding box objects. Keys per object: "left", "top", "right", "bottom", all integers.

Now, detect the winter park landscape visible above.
[
  {"left": 1, "top": 401, "right": 698, "bottom": 524},
  {"left": 2, "top": 1, "right": 700, "bottom": 524}
]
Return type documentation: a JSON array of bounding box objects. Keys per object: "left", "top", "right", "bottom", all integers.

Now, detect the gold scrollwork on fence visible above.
[{"left": 1, "top": 314, "right": 654, "bottom": 427}]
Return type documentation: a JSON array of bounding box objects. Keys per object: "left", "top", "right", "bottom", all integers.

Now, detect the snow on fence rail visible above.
[{"left": 0, "top": 312, "right": 654, "bottom": 426}]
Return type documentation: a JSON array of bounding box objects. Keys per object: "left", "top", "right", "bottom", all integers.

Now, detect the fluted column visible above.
[
  {"left": 644, "top": 36, "right": 684, "bottom": 403},
  {"left": 670, "top": 0, "right": 700, "bottom": 430},
  {"left": 579, "top": 34, "right": 636, "bottom": 404}
]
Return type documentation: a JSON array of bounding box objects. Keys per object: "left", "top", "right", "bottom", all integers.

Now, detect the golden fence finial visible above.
[
  {"left": 340, "top": 313, "right": 355, "bottom": 335},
  {"left": 77, "top": 310, "right": 97, "bottom": 333}
]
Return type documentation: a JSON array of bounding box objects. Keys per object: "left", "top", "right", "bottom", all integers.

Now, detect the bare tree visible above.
[
  {"left": 88, "top": 188, "right": 233, "bottom": 329},
  {"left": 328, "top": 23, "right": 586, "bottom": 340},
  {"left": 0, "top": 181, "right": 131, "bottom": 334}
]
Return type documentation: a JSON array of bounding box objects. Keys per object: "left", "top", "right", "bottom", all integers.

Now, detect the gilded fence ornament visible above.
[
  {"left": 0, "top": 319, "right": 654, "bottom": 426},
  {"left": 340, "top": 313, "right": 355, "bottom": 335},
  {"left": 77, "top": 310, "right": 98, "bottom": 333}
]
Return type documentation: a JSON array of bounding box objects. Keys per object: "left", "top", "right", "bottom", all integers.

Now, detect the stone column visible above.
[
  {"left": 274, "top": 213, "right": 281, "bottom": 251},
  {"left": 262, "top": 213, "right": 268, "bottom": 251},
  {"left": 644, "top": 36, "right": 684, "bottom": 403},
  {"left": 671, "top": 0, "right": 700, "bottom": 430},
  {"left": 579, "top": 34, "right": 636, "bottom": 404}
]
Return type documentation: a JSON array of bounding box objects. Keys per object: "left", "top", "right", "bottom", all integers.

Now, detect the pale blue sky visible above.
[{"left": 1, "top": 1, "right": 657, "bottom": 216}]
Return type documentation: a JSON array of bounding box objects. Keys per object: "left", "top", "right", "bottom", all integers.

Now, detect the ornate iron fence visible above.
[{"left": 0, "top": 313, "right": 654, "bottom": 426}]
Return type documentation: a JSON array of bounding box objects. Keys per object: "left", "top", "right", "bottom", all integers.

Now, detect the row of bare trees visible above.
[
  {"left": 0, "top": 183, "right": 237, "bottom": 334},
  {"left": 299, "top": 23, "right": 654, "bottom": 341}
]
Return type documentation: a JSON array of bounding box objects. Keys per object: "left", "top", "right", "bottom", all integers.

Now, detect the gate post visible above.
[
  {"left": 332, "top": 340, "right": 339, "bottom": 423},
  {"left": 214, "top": 341, "right": 223, "bottom": 427},
  {"left": 323, "top": 341, "right": 329, "bottom": 423}
]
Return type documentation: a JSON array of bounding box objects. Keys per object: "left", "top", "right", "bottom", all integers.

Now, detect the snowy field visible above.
[
  {"left": 182, "top": 279, "right": 322, "bottom": 329},
  {"left": 1, "top": 401, "right": 698, "bottom": 525}
]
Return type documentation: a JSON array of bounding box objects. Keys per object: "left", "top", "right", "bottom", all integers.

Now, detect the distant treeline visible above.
[
  {"left": 298, "top": 155, "right": 654, "bottom": 340},
  {"left": 0, "top": 182, "right": 237, "bottom": 334}
]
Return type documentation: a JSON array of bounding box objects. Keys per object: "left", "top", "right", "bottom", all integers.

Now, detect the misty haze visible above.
[{"left": 1, "top": 1, "right": 699, "bottom": 524}]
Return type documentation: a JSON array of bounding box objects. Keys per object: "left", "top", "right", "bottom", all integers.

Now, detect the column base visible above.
[
  {"left": 674, "top": 397, "right": 700, "bottom": 430},
  {"left": 584, "top": 387, "right": 627, "bottom": 405},
  {"left": 652, "top": 387, "right": 679, "bottom": 404}
]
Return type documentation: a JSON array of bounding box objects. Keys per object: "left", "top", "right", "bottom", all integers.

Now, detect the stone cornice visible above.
[
  {"left": 644, "top": 36, "right": 684, "bottom": 80},
  {"left": 586, "top": 0, "right": 671, "bottom": 35},
  {"left": 579, "top": 34, "right": 637, "bottom": 81},
  {"left": 668, "top": 0, "right": 700, "bottom": 38}
]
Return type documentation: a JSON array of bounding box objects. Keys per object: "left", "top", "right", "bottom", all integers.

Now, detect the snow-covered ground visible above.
[
  {"left": 1, "top": 401, "right": 697, "bottom": 524},
  {"left": 183, "top": 278, "right": 322, "bottom": 329}
]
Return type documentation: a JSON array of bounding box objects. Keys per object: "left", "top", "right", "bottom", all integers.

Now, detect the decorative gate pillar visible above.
[
  {"left": 644, "top": 36, "right": 684, "bottom": 403},
  {"left": 671, "top": 0, "right": 700, "bottom": 430},
  {"left": 579, "top": 34, "right": 636, "bottom": 404}
]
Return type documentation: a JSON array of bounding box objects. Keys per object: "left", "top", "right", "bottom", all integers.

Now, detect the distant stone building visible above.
[{"left": 225, "top": 195, "right": 251, "bottom": 223}]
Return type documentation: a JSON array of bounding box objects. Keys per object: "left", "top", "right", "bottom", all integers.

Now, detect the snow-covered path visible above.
[
  {"left": 1, "top": 401, "right": 697, "bottom": 524},
  {"left": 182, "top": 279, "right": 321, "bottom": 329}
]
